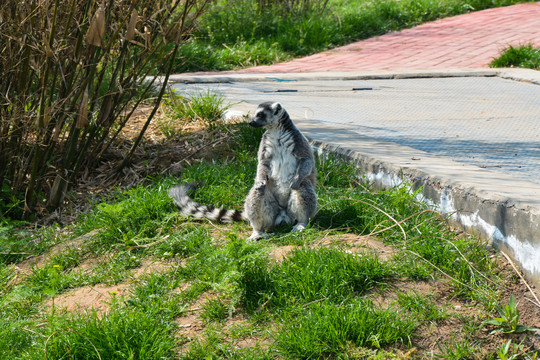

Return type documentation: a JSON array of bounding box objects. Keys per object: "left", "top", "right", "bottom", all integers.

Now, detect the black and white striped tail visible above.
[{"left": 168, "top": 184, "right": 245, "bottom": 223}]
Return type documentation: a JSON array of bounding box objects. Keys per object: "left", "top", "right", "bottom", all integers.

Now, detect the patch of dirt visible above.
[
  {"left": 414, "top": 320, "right": 470, "bottom": 355},
  {"left": 118, "top": 105, "right": 164, "bottom": 141},
  {"left": 268, "top": 233, "right": 396, "bottom": 263},
  {"left": 371, "top": 278, "right": 438, "bottom": 308},
  {"left": 16, "top": 229, "right": 100, "bottom": 274},
  {"left": 500, "top": 266, "right": 540, "bottom": 330},
  {"left": 411, "top": 260, "right": 540, "bottom": 358},
  {"left": 269, "top": 245, "right": 296, "bottom": 262},
  {"left": 499, "top": 277, "right": 540, "bottom": 350},
  {"left": 175, "top": 291, "right": 217, "bottom": 342},
  {"left": 176, "top": 311, "right": 207, "bottom": 342},
  {"left": 234, "top": 335, "right": 273, "bottom": 350},
  {"left": 130, "top": 258, "right": 173, "bottom": 279},
  {"left": 315, "top": 233, "right": 396, "bottom": 260},
  {"left": 48, "top": 283, "right": 130, "bottom": 314},
  {"left": 176, "top": 293, "right": 272, "bottom": 355},
  {"left": 415, "top": 315, "right": 540, "bottom": 358},
  {"left": 74, "top": 254, "right": 107, "bottom": 274},
  {"left": 43, "top": 258, "right": 174, "bottom": 315},
  {"left": 224, "top": 314, "right": 273, "bottom": 351}
]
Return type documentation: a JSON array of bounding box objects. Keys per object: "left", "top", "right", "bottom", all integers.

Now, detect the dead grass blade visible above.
[{"left": 501, "top": 251, "right": 540, "bottom": 309}]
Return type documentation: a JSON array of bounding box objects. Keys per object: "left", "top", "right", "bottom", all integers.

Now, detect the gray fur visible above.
[
  {"left": 169, "top": 102, "right": 317, "bottom": 241},
  {"left": 245, "top": 101, "right": 317, "bottom": 240}
]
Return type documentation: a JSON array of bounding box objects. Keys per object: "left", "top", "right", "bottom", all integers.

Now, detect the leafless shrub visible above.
[{"left": 0, "top": 0, "right": 211, "bottom": 215}]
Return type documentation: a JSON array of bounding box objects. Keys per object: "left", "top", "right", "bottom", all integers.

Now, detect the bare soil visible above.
[
  {"left": 16, "top": 229, "right": 101, "bottom": 273},
  {"left": 49, "top": 283, "right": 131, "bottom": 314},
  {"left": 44, "top": 258, "right": 173, "bottom": 315}
]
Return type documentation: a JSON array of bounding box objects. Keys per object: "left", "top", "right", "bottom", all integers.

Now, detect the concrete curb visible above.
[{"left": 168, "top": 68, "right": 540, "bottom": 85}]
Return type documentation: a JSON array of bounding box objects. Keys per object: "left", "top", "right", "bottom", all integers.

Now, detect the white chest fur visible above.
[{"left": 264, "top": 130, "right": 297, "bottom": 184}]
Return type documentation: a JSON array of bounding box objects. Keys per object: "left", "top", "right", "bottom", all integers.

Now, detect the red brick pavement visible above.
[{"left": 188, "top": 2, "right": 540, "bottom": 74}]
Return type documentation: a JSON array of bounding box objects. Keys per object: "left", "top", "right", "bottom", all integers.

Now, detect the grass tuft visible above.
[
  {"left": 437, "top": 335, "right": 480, "bottom": 360},
  {"left": 240, "top": 246, "right": 393, "bottom": 312},
  {"left": 270, "top": 247, "right": 392, "bottom": 306},
  {"left": 201, "top": 296, "right": 230, "bottom": 322},
  {"left": 491, "top": 44, "right": 540, "bottom": 70},
  {"left": 79, "top": 180, "right": 177, "bottom": 249},
  {"left": 159, "top": 90, "right": 232, "bottom": 139},
  {"left": 276, "top": 299, "right": 416, "bottom": 359},
  {"left": 31, "top": 307, "right": 177, "bottom": 360}
]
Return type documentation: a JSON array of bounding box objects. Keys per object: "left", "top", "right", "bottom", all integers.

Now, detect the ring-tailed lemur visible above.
[{"left": 168, "top": 101, "right": 317, "bottom": 240}]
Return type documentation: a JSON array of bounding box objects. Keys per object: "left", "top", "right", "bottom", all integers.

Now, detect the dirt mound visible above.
[
  {"left": 49, "top": 284, "right": 130, "bottom": 314},
  {"left": 16, "top": 229, "right": 100, "bottom": 273}
]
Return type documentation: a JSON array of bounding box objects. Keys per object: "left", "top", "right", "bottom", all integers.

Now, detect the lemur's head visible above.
[{"left": 249, "top": 102, "right": 284, "bottom": 128}]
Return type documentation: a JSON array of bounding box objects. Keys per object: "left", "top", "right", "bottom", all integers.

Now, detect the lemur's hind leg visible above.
[
  {"left": 244, "top": 182, "right": 279, "bottom": 241},
  {"left": 287, "top": 180, "right": 317, "bottom": 233}
]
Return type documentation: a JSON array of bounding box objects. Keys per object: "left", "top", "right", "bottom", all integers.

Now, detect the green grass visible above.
[
  {"left": 0, "top": 218, "right": 62, "bottom": 264},
  {"left": 437, "top": 335, "right": 481, "bottom": 360},
  {"left": 174, "top": 0, "right": 527, "bottom": 73},
  {"left": 31, "top": 307, "right": 177, "bottom": 360},
  {"left": 175, "top": 39, "right": 290, "bottom": 73},
  {"left": 491, "top": 44, "right": 540, "bottom": 70},
  {"left": 495, "top": 339, "right": 540, "bottom": 360},
  {"left": 78, "top": 179, "right": 178, "bottom": 249},
  {"left": 1, "top": 119, "right": 537, "bottom": 358},
  {"left": 276, "top": 299, "right": 417, "bottom": 358},
  {"left": 159, "top": 90, "right": 233, "bottom": 139},
  {"left": 395, "top": 292, "right": 448, "bottom": 322},
  {"left": 241, "top": 247, "right": 393, "bottom": 310}
]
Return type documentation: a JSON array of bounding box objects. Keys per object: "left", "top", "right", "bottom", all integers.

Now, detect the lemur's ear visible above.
[{"left": 272, "top": 102, "right": 282, "bottom": 115}]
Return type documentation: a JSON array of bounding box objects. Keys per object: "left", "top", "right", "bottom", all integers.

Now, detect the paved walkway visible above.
[{"left": 191, "top": 2, "right": 540, "bottom": 74}]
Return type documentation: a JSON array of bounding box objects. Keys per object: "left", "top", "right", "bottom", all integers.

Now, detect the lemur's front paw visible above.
[
  {"left": 290, "top": 177, "right": 302, "bottom": 190},
  {"left": 253, "top": 182, "right": 267, "bottom": 194},
  {"left": 248, "top": 231, "right": 271, "bottom": 241}
]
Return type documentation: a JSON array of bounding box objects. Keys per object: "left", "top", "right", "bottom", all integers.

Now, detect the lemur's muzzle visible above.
[{"left": 249, "top": 119, "right": 264, "bottom": 128}]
